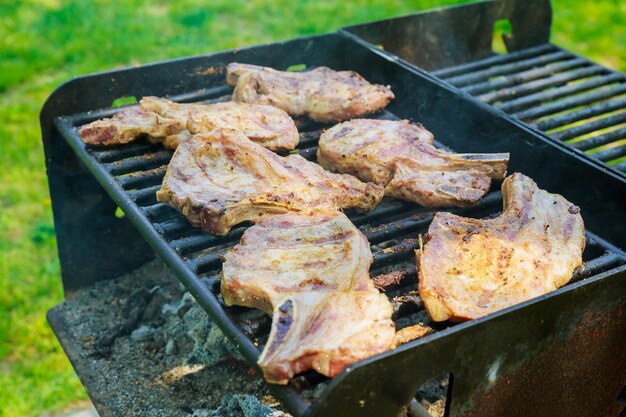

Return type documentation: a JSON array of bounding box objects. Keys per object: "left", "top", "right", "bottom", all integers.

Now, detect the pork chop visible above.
[
  {"left": 226, "top": 63, "right": 394, "bottom": 123},
  {"left": 317, "top": 119, "right": 510, "bottom": 207},
  {"left": 156, "top": 128, "right": 384, "bottom": 235},
  {"left": 418, "top": 173, "right": 585, "bottom": 322},
  {"left": 222, "top": 211, "right": 395, "bottom": 383},
  {"left": 79, "top": 96, "right": 299, "bottom": 151}
]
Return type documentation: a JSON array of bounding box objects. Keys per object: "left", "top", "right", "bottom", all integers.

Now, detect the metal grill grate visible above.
[
  {"left": 433, "top": 44, "right": 626, "bottom": 172},
  {"left": 53, "top": 86, "right": 626, "bottom": 413}
]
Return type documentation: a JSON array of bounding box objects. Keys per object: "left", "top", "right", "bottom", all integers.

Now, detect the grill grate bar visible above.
[
  {"left": 613, "top": 160, "right": 626, "bottom": 172},
  {"left": 372, "top": 238, "right": 419, "bottom": 272},
  {"left": 592, "top": 144, "right": 626, "bottom": 163},
  {"left": 571, "top": 127, "right": 626, "bottom": 151},
  {"left": 432, "top": 44, "right": 556, "bottom": 79},
  {"left": 350, "top": 200, "right": 412, "bottom": 226},
  {"left": 445, "top": 51, "right": 573, "bottom": 88},
  {"left": 90, "top": 142, "right": 159, "bottom": 163},
  {"left": 462, "top": 58, "right": 590, "bottom": 96},
  {"left": 170, "top": 227, "right": 247, "bottom": 255},
  {"left": 535, "top": 97, "right": 626, "bottom": 132},
  {"left": 479, "top": 66, "right": 610, "bottom": 105},
  {"left": 574, "top": 252, "right": 626, "bottom": 282},
  {"left": 142, "top": 203, "right": 177, "bottom": 222},
  {"left": 515, "top": 84, "right": 626, "bottom": 123},
  {"left": 187, "top": 249, "right": 224, "bottom": 274},
  {"left": 128, "top": 184, "right": 162, "bottom": 205},
  {"left": 496, "top": 74, "right": 625, "bottom": 114},
  {"left": 548, "top": 111, "right": 626, "bottom": 142},
  {"left": 364, "top": 214, "right": 434, "bottom": 245},
  {"left": 157, "top": 216, "right": 198, "bottom": 239},
  {"left": 116, "top": 166, "right": 167, "bottom": 189},
  {"left": 298, "top": 131, "right": 322, "bottom": 148},
  {"left": 104, "top": 150, "right": 173, "bottom": 176}
]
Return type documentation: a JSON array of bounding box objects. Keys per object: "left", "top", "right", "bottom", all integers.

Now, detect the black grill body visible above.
[
  {"left": 343, "top": 0, "right": 626, "bottom": 179},
  {"left": 41, "top": 31, "right": 626, "bottom": 417}
]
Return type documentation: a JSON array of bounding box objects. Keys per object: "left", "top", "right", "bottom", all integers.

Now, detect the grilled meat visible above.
[
  {"left": 317, "top": 119, "right": 510, "bottom": 207},
  {"left": 222, "top": 211, "right": 395, "bottom": 383},
  {"left": 79, "top": 105, "right": 185, "bottom": 147},
  {"left": 418, "top": 173, "right": 585, "bottom": 322},
  {"left": 79, "top": 96, "right": 299, "bottom": 151},
  {"left": 156, "top": 128, "right": 384, "bottom": 235},
  {"left": 226, "top": 63, "right": 394, "bottom": 123}
]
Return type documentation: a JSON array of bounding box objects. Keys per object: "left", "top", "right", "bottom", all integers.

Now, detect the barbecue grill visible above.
[{"left": 41, "top": 2, "right": 626, "bottom": 417}]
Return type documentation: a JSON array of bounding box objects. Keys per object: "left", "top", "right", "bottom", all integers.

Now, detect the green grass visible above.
[{"left": 0, "top": 1, "right": 623, "bottom": 416}]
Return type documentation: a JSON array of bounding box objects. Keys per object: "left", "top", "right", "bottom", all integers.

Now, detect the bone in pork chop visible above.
[
  {"left": 156, "top": 128, "right": 384, "bottom": 235},
  {"left": 222, "top": 211, "right": 395, "bottom": 384},
  {"left": 226, "top": 63, "right": 395, "bottom": 123},
  {"left": 418, "top": 173, "right": 585, "bottom": 322},
  {"left": 317, "top": 119, "right": 510, "bottom": 207},
  {"left": 79, "top": 96, "right": 299, "bottom": 151}
]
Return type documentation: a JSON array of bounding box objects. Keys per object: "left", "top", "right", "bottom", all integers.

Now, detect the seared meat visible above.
[
  {"left": 79, "top": 105, "right": 185, "bottom": 147},
  {"left": 222, "top": 211, "right": 395, "bottom": 383},
  {"left": 317, "top": 119, "right": 510, "bottom": 207},
  {"left": 226, "top": 63, "right": 394, "bottom": 123},
  {"left": 418, "top": 173, "right": 585, "bottom": 322},
  {"left": 156, "top": 128, "right": 384, "bottom": 235},
  {"left": 79, "top": 96, "right": 299, "bottom": 151}
]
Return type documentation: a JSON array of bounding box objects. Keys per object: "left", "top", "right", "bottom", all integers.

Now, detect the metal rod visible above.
[
  {"left": 571, "top": 127, "right": 626, "bottom": 151},
  {"left": 364, "top": 215, "right": 434, "bottom": 245},
  {"left": 127, "top": 184, "right": 161, "bottom": 205},
  {"left": 155, "top": 217, "right": 197, "bottom": 239},
  {"left": 533, "top": 97, "right": 626, "bottom": 131},
  {"left": 372, "top": 238, "right": 420, "bottom": 272},
  {"left": 432, "top": 44, "right": 556, "bottom": 79},
  {"left": 350, "top": 199, "right": 412, "bottom": 226},
  {"left": 90, "top": 142, "right": 158, "bottom": 163},
  {"left": 463, "top": 58, "right": 589, "bottom": 96},
  {"left": 116, "top": 165, "right": 166, "bottom": 189},
  {"left": 515, "top": 84, "right": 626, "bottom": 123},
  {"left": 571, "top": 252, "right": 624, "bottom": 283},
  {"left": 104, "top": 150, "right": 172, "bottom": 176},
  {"left": 298, "top": 131, "right": 322, "bottom": 148},
  {"left": 187, "top": 249, "right": 226, "bottom": 274},
  {"left": 297, "top": 147, "right": 317, "bottom": 160},
  {"left": 169, "top": 227, "right": 246, "bottom": 255},
  {"left": 612, "top": 160, "right": 626, "bottom": 172},
  {"left": 446, "top": 51, "right": 572, "bottom": 88},
  {"left": 479, "top": 66, "right": 610, "bottom": 104},
  {"left": 141, "top": 202, "right": 175, "bottom": 221},
  {"left": 496, "top": 74, "right": 625, "bottom": 113},
  {"left": 550, "top": 112, "right": 626, "bottom": 142},
  {"left": 592, "top": 144, "right": 626, "bottom": 162}
]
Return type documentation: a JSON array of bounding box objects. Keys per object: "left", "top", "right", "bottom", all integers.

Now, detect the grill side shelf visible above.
[{"left": 432, "top": 44, "right": 626, "bottom": 176}]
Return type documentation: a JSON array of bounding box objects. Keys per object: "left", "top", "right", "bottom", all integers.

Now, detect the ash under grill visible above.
[
  {"left": 56, "top": 87, "right": 626, "bottom": 409},
  {"left": 433, "top": 44, "right": 626, "bottom": 171}
]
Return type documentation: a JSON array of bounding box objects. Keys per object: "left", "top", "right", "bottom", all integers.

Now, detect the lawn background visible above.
[{"left": 0, "top": 1, "right": 624, "bottom": 416}]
